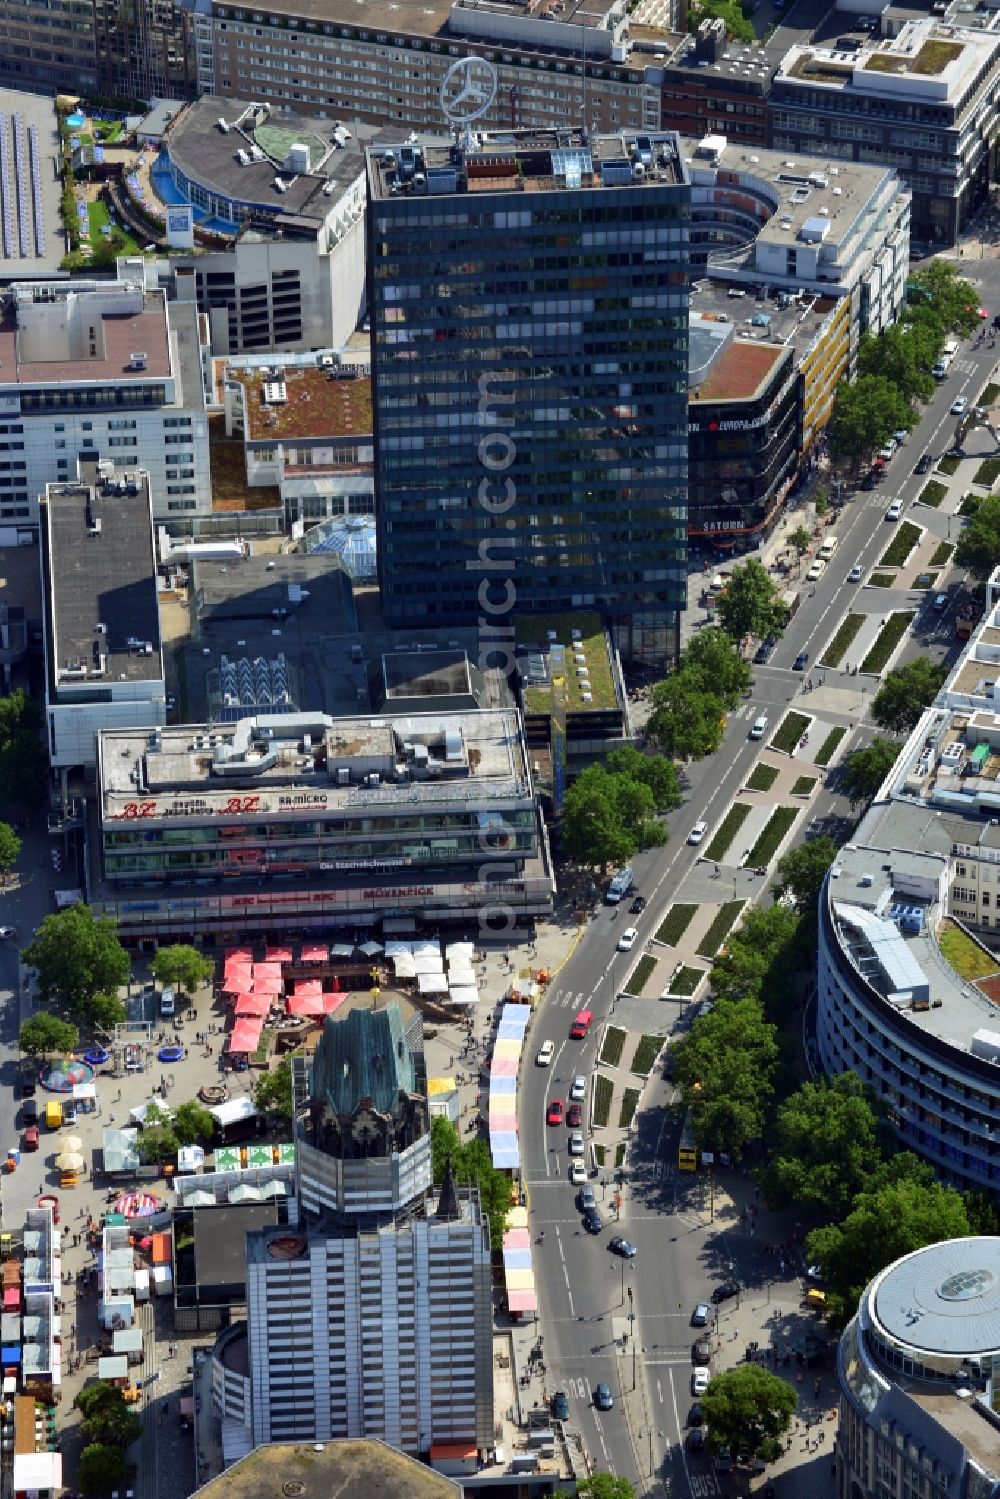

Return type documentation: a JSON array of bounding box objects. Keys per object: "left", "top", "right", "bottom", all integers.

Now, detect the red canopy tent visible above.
[
  {"left": 300, "top": 943, "right": 329, "bottom": 963},
  {"left": 222, "top": 972, "right": 254, "bottom": 997},
  {"left": 228, "top": 1017, "right": 264, "bottom": 1053},
  {"left": 286, "top": 993, "right": 326, "bottom": 1017},
  {"left": 294, "top": 979, "right": 323, "bottom": 1000},
  {"left": 323, "top": 993, "right": 346, "bottom": 1015},
  {"left": 234, "top": 993, "right": 271, "bottom": 1016},
  {"left": 224, "top": 948, "right": 253, "bottom": 964},
  {"left": 264, "top": 946, "right": 293, "bottom": 964},
  {"left": 253, "top": 962, "right": 283, "bottom": 987}
]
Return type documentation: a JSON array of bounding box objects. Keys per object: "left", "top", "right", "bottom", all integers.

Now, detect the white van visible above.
[
  {"left": 819, "top": 536, "right": 838, "bottom": 561},
  {"left": 160, "top": 986, "right": 175, "bottom": 1016}
]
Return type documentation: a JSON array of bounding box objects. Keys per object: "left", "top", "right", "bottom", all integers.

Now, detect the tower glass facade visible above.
[{"left": 368, "top": 130, "right": 690, "bottom": 668}]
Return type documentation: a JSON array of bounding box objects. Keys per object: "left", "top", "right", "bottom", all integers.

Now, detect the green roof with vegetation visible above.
[{"left": 516, "top": 611, "right": 617, "bottom": 714}]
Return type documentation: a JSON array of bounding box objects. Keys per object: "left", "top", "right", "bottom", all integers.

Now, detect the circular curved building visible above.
[{"left": 837, "top": 1237, "right": 1000, "bottom": 1499}]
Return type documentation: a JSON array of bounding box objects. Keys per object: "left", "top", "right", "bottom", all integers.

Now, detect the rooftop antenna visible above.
[{"left": 440, "top": 55, "right": 499, "bottom": 153}]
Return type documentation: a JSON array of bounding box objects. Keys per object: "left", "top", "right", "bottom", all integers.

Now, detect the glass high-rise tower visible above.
[{"left": 367, "top": 127, "right": 690, "bottom": 668}]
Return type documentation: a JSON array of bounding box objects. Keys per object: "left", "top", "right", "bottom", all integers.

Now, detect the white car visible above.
[
  {"left": 568, "top": 1132, "right": 585, "bottom": 1157},
  {"left": 952, "top": 396, "right": 969, "bottom": 415},
  {"left": 570, "top": 1160, "right": 588, "bottom": 1185},
  {"left": 617, "top": 926, "right": 638, "bottom": 952},
  {"left": 893, "top": 428, "right": 908, "bottom": 444},
  {"left": 688, "top": 820, "right": 708, "bottom": 845},
  {"left": 692, "top": 1367, "right": 711, "bottom": 1396},
  {"left": 749, "top": 714, "right": 768, "bottom": 741},
  {"left": 536, "top": 1040, "right": 555, "bottom": 1067},
  {"left": 806, "top": 559, "right": 825, "bottom": 582},
  {"left": 886, "top": 500, "right": 903, "bottom": 521},
  {"left": 848, "top": 564, "right": 863, "bottom": 583},
  {"left": 569, "top": 1075, "right": 586, "bottom": 1102}
]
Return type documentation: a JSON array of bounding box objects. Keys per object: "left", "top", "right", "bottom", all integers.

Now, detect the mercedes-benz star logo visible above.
[{"left": 439, "top": 56, "right": 498, "bottom": 127}]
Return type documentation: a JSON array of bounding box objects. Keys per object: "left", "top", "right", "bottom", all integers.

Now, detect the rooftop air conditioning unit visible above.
[{"left": 130, "top": 352, "right": 147, "bottom": 369}]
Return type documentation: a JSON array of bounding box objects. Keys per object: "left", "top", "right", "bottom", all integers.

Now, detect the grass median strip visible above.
[
  {"left": 746, "top": 763, "right": 779, "bottom": 792},
  {"left": 860, "top": 611, "right": 915, "bottom": 674},
  {"left": 878, "top": 520, "right": 922, "bottom": 569},
  {"left": 821, "top": 612, "right": 864, "bottom": 668},
  {"left": 667, "top": 964, "right": 706, "bottom": 996},
  {"left": 696, "top": 900, "right": 745, "bottom": 959},
  {"left": 869, "top": 572, "right": 894, "bottom": 587},
  {"left": 930, "top": 541, "right": 954, "bottom": 567},
  {"left": 704, "top": 802, "right": 752, "bottom": 863},
  {"left": 959, "top": 493, "right": 982, "bottom": 517},
  {"left": 656, "top": 903, "right": 697, "bottom": 946},
  {"left": 619, "top": 1087, "right": 641, "bottom": 1129},
  {"left": 917, "top": 480, "right": 947, "bottom": 509},
  {"left": 600, "top": 1025, "right": 626, "bottom": 1068},
  {"left": 936, "top": 454, "right": 960, "bottom": 476},
  {"left": 745, "top": 806, "right": 798, "bottom": 867},
  {"left": 791, "top": 775, "right": 817, "bottom": 796},
  {"left": 771, "top": 710, "right": 810, "bottom": 754},
  {"left": 631, "top": 1035, "right": 662, "bottom": 1076},
  {"left": 815, "top": 725, "right": 847, "bottom": 767},
  {"left": 975, "top": 457, "right": 1000, "bottom": 488},
  {"left": 626, "top": 953, "right": 656, "bottom": 996},
  {"left": 593, "top": 1073, "right": 614, "bottom": 1127}
]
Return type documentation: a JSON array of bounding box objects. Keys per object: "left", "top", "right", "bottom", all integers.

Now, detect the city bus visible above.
[{"left": 677, "top": 1110, "right": 699, "bottom": 1172}]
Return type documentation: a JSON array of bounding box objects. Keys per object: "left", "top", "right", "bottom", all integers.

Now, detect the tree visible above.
[
  {"left": 814, "top": 488, "right": 829, "bottom": 519},
  {"left": 605, "top": 745, "right": 682, "bottom": 814},
  {"left": 254, "top": 1058, "right": 293, "bottom": 1120},
  {"left": 709, "top": 904, "right": 804, "bottom": 1020},
  {"left": 840, "top": 737, "right": 901, "bottom": 809},
  {"left": 23, "top": 905, "right": 129, "bottom": 1021},
  {"left": 137, "top": 1116, "right": 179, "bottom": 1166},
  {"left": 788, "top": 526, "right": 812, "bottom": 557},
  {"left": 871, "top": 658, "right": 948, "bottom": 735},
  {"left": 714, "top": 559, "right": 788, "bottom": 645},
  {"left": 688, "top": 0, "right": 754, "bottom": 40},
  {"left": 150, "top": 944, "right": 214, "bottom": 997},
  {"left": 561, "top": 764, "right": 664, "bottom": 871},
  {"left": 646, "top": 671, "right": 727, "bottom": 761},
  {"left": 906, "top": 260, "right": 980, "bottom": 338},
  {"left": 955, "top": 492, "right": 1000, "bottom": 580},
  {"left": 0, "top": 689, "right": 46, "bottom": 809},
  {"left": 700, "top": 1365, "right": 797, "bottom": 1463},
  {"left": 173, "top": 1100, "right": 216, "bottom": 1147},
  {"left": 85, "top": 992, "right": 127, "bottom": 1031},
  {"left": 678, "top": 627, "right": 755, "bottom": 710},
  {"left": 431, "top": 1116, "right": 513, "bottom": 1249},
  {"left": 858, "top": 322, "right": 936, "bottom": 405},
  {"left": 772, "top": 836, "right": 838, "bottom": 917},
  {"left": 762, "top": 1074, "right": 884, "bottom": 1221},
  {"left": 806, "top": 1175, "right": 971, "bottom": 1327},
  {"left": 553, "top": 1478, "right": 636, "bottom": 1499},
  {"left": 674, "top": 997, "right": 780, "bottom": 1161},
  {"left": 0, "top": 820, "right": 21, "bottom": 874},
  {"left": 827, "top": 375, "right": 914, "bottom": 466},
  {"left": 78, "top": 1444, "right": 132, "bottom": 1498},
  {"left": 19, "top": 1013, "right": 79, "bottom": 1057},
  {"left": 75, "top": 1383, "right": 142, "bottom": 1449}
]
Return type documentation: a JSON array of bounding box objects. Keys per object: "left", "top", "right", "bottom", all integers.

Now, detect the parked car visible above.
[
  {"left": 691, "top": 1303, "right": 711, "bottom": 1327},
  {"left": 617, "top": 926, "right": 638, "bottom": 952},
  {"left": 19, "top": 1059, "right": 36, "bottom": 1098},
  {"left": 566, "top": 1103, "right": 583, "bottom": 1127},
  {"left": 688, "top": 1427, "right": 705, "bottom": 1451},
  {"left": 547, "top": 1099, "right": 564, "bottom": 1126},
  {"left": 569, "top": 1161, "right": 588, "bottom": 1185},
  {"left": 692, "top": 1337, "right": 713, "bottom": 1365},
  {"left": 536, "top": 1040, "right": 555, "bottom": 1067},
  {"left": 688, "top": 1402, "right": 704, "bottom": 1427},
  {"left": 806, "top": 559, "right": 825, "bottom": 582},
  {"left": 692, "top": 1367, "right": 711, "bottom": 1396},
  {"left": 583, "top": 1206, "right": 603, "bottom": 1234},
  {"left": 609, "top": 1236, "right": 637, "bottom": 1258},
  {"left": 753, "top": 635, "right": 777, "bottom": 664},
  {"left": 23, "top": 1125, "right": 39, "bottom": 1151},
  {"left": 915, "top": 452, "right": 932, "bottom": 474},
  {"left": 21, "top": 1099, "right": 37, "bottom": 1125},
  {"left": 933, "top": 593, "right": 948, "bottom": 611},
  {"left": 551, "top": 1391, "right": 570, "bottom": 1421},
  {"left": 713, "top": 1448, "right": 733, "bottom": 1475},
  {"left": 568, "top": 1131, "right": 585, "bottom": 1156},
  {"left": 711, "top": 1281, "right": 741, "bottom": 1304},
  {"left": 569, "top": 1076, "right": 586, "bottom": 1102},
  {"left": 578, "top": 1184, "right": 597, "bottom": 1211},
  {"left": 594, "top": 1382, "right": 613, "bottom": 1411},
  {"left": 63, "top": 1102, "right": 77, "bottom": 1127}
]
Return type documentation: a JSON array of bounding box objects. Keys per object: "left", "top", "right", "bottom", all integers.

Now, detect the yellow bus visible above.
[{"left": 677, "top": 1110, "right": 699, "bottom": 1172}]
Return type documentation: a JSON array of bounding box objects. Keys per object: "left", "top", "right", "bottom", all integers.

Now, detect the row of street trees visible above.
[{"left": 828, "top": 261, "right": 980, "bottom": 467}]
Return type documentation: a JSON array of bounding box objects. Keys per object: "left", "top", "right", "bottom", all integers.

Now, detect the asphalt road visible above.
[{"left": 521, "top": 270, "right": 1000, "bottom": 1495}]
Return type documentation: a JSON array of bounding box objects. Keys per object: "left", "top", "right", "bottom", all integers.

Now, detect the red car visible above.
[
  {"left": 566, "top": 1103, "right": 583, "bottom": 1128},
  {"left": 23, "top": 1126, "right": 39, "bottom": 1151},
  {"left": 546, "top": 1099, "right": 564, "bottom": 1126}
]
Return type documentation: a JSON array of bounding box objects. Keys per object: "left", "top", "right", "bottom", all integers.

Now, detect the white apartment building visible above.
[
  {"left": 0, "top": 275, "right": 209, "bottom": 538},
  {"left": 41, "top": 462, "right": 165, "bottom": 772}
]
